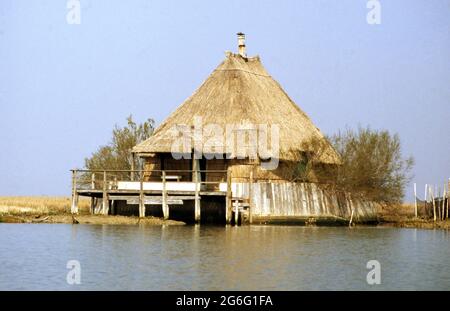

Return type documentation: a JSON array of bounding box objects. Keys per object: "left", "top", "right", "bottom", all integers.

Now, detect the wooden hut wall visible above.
[
  {"left": 232, "top": 182, "right": 379, "bottom": 222},
  {"left": 143, "top": 155, "right": 161, "bottom": 181},
  {"left": 163, "top": 156, "right": 191, "bottom": 181},
  {"left": 205, "top": 158, "right": 227, "bottom": 182}
]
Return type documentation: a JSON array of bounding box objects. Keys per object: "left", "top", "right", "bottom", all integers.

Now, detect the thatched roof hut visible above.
[{"left": 133, "top": 34, "right": 340, "bottom": 182}]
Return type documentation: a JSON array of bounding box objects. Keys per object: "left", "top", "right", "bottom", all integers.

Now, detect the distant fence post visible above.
[
  {"left": 414, "top": 183, "right": 418, "bottom": 218},
  {"left": 71, "top": 170, "right": 78, "bottom": 214},
  {"left": 430, "top": 186, "right": 436, "bottom": 222},
  {"left": 446, "top": 179, "right": 450, "bottom": 222},
  {"left": 441, "top": 184, "right": 445, "bottom": 220}
]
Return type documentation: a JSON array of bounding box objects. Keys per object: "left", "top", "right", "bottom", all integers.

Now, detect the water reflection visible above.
[{"left": 0, "top": 224, "right": 449, "bottom": 290}]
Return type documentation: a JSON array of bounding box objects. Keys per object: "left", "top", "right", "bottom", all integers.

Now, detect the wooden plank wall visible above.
[{"left": 233, "top": 182, "right": 379, "bottom": 222}]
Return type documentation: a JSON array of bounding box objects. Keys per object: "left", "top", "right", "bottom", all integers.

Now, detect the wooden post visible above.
[
  {"left": 447, "top": 182, "right": 450, "bottom": 219},
  {"left": 424, "top": 184, "right": 428, "bottom": 203},
  {"left": 139, "top": 170, "right": 145, "bottom": 218},
  {"left": 430, "top": 186, "right": 436, "bottom": 222},
  {"left": 91, "top": 173, "right": 95, "bottom": 189},
  {"left": 102, "top": 171, "right": 109, "bottom": 215},
  {"left": 442, "top": 184, "right": 446, "bottom": 220},
  {"left": 234, "top": 199, "right": 239, "bottom": 225},
  {"left": 194, "top": 174, "right": 200, "bottom": 223},
  {"left": 131, "top": 152, "right": 135, "bottom": 181},
  {"left": 438, "top": 187, "right": 442, "bottom": 220},
  {"left": 71, "top": 170, "right": 78, "bottom": 214},
  {"left": 162, "top": 170, "right": 169, "bottom": 220},
  {"left": 349, "top": 209, "right": 354, "bottom": 227},
  {"left": 226, "top": 168, "right": 232, "bottom": 224},
  {"left": 414, "top": 183, "right": 418, "bottom": 218},
  {"left": 248, "top": 170, "right": 254, "bottom": 224},
  {"left": 89, "top": 173, "right": 95, "bottom": 214}
]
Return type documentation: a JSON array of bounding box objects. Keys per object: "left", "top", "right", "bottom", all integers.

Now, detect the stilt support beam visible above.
[
  {"left": 162, "top": 171, "right": 169, "bottom": 220},
  {"left": 139, "top": 170, "right": 145, "bottom": 218},
  {"left": 71, "top": 170, "right": 78, "bottom": 214},
  {"left": 102, "top": 170, "right": 109, "bottom": 215}
]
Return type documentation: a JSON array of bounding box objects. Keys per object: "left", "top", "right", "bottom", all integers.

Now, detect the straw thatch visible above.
[{"left": 133, "top": 52, "right": 340, "bottom": 164}]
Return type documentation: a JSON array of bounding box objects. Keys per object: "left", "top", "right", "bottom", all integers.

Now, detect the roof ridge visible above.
[{"left": 214, "top": 68, "right": 271, "bottom": 77}]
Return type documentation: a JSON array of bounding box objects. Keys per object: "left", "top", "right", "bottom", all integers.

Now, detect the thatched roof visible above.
[{"left": 133, "top": 52, "right": 340, "bottom": 164}]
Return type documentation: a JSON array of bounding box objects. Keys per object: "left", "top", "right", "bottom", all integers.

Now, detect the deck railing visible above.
[{"left": 70, "top": 169, "right": 231, "bottom": 220}]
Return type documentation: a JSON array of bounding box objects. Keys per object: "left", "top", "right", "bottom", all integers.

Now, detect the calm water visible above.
[{"left": 0, "top": 224, "right": 449, "bottom": 290}]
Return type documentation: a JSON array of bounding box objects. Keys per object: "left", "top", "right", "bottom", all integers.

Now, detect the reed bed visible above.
[{"left": 0, "top": 196, "right": 90, "bottom": 215}]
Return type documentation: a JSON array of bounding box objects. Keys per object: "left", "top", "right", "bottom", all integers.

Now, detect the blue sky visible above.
[{"left": 0, "top": 0, "right": 449, "bottom": 201}]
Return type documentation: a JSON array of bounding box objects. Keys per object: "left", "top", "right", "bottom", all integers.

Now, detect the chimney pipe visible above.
[{"left": 237, "top": 32, "right": 246, "bottom": 57}]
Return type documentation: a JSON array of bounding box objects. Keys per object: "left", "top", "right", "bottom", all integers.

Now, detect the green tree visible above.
[
  {"left": 329, "top": 126, "right": 414, "bottom": 203},
  {"left": 85, "top": 115, "right": 154, "bottom": 171}
]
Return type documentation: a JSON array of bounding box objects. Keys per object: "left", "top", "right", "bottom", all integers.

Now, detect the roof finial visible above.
[{"left": 237, "top": 32, "right": 246, "bottom": 57}]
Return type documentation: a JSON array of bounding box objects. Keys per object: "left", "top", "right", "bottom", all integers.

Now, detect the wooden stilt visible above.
[
  {"left": 139, "top": 170, "right": 145, "bottom": 218},
  {"left": 102, "top": 171, "right": 109, "bottom": 215},
  {"left": 192, "top": 159, "right": 200, "bottom": 223},
  {"left": 71, "top": 170, "right": 78, "bottom": 214},
  {"left": 89, "top": 173, "right": 95, "bottom": 214},
  {"left": 162, "top": 170, "right": 169, "bottom": 220},
  {"left": 90, "top": 197, "right": 95, "bottom": 215},
  {"left": 194, "top": 177, "right": 200, "bottom": 223},
  {"left": 226, "top": 168, "right": 232, "bottom": 224},
  {"left": 234, "top": 199, "right": 239, "bottom": 225},
  {"left": 249, "top": 170, "right": 254, "bottom": 224}
]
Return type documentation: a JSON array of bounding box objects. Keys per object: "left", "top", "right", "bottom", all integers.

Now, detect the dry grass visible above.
[
  {"left": 0, "top": 196, "right": 90, "bottom": 215},
  {"left": 379, "top": 203, "right": 416, "bottom": 217}
]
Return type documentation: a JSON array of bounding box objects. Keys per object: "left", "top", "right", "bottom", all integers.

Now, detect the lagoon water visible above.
[{"left": 0, "top": 224, "right": 449, "bottom": 290}]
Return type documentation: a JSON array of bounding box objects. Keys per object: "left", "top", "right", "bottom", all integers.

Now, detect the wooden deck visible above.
[{"left": 71, "top": 169, "right": 249, "bottom": 224}]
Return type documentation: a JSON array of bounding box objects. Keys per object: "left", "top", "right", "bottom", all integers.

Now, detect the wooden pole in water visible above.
[
  {"left": 414, "top": 183, "right": 418, "bottom": 218},
  {"left": 139, "top": 170, "right": 145, "bottom": 218},
  {"left": 349, "top": 209, "right": 354, "bottom": 227},
  {"left": 162, "top": 170, "right": 169, "bottom": 220},
  {"left": 102, "top": 171, "right": 109, "bottom": 215}
]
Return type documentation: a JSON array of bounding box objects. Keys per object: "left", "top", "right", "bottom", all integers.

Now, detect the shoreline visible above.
[
  {"left": 0, "top": 197, "right": 448, "bottom": 229},
  {"left": 377, "top": 215, "right": 450, "bottom": 230},
  {"left": 0, "top": 214, "right": 185, "bottom": 226},
  {"left": 1, "top": 213, "right": 449, "bottom": 229}
]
